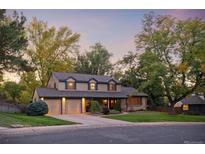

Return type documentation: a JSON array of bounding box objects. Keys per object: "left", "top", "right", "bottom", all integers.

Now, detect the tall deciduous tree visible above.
[
  {"left": 117, "top": 13, "right": 205, "bottom": 108},
  {"left": 135, "top": 13, "right": 205, "bottom": 108},
  {"left": 75, "top": 43, "right": 113, "bottom": 75},
  {"left": 0, "top": 10, "right": 29, "bottom": 78},
  {"left": 26, "top": 18, "right": 80, "bottom": 87},
  {"left": 114, "top": 51, "right": 141, "bottom": 88}
]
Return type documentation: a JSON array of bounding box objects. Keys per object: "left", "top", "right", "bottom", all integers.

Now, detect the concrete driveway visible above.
[{"left": 51, "top": 114, "right": 133, "bottom": 126}]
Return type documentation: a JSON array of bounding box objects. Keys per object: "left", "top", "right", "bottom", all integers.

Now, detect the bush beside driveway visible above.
[{"left": 104, "top": 111, "right": 205, "bottom": 122}]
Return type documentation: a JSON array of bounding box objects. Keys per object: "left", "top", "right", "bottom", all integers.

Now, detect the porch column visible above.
[
  {"left": 107, "top": 99, "right": 110, "bottom": 109},
  {"left": 61, "top": 97, "right": 66, "bottom": 114},
  {"left": 81, "top": 98, "right": 86, "bottom": 113}
]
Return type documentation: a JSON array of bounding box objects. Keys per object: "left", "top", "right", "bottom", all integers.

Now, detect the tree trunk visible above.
[{"left": 168, "top": 101, "right": 177, "bottom": 115}]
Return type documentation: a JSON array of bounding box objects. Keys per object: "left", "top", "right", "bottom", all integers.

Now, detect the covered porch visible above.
[{"left": 81, "top": 98, "right": 125, "bottom": 113}]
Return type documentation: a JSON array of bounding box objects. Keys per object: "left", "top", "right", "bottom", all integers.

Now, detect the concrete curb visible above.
[{"left": 0, "top": 122, "right": 205, "bottom": 138}]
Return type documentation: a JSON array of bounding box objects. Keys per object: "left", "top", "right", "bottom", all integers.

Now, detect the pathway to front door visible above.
[{"left": 51, "top": 114, "right": 133, "bottom": 126}]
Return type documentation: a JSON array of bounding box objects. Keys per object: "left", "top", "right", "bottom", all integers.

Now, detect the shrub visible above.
[
  {"left": 110, "top": 109, "right": 120, "bottom": 114},
  {"left": 26, "top": 100, "right": 48, "bottom": 116},
  {"left": 3, "top": 81, "right": 25, "bottom": 102},
  {"left": 113, "top": 100, "right": 121, "bottom": 112},
  {"left": 102, "top": 107, "right": 110, "bottom": 115},
  {"left": 19, "top": 91, "right": 32, "bottom": 104},
  {"left": 90, "top": 100, "right": 101, "bottom": 113}
]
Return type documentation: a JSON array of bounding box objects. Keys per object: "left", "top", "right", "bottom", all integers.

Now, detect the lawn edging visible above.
[
  {"left": 0, "top": 112, "right": 77, "bottom": 128},
  {"left": 103, "top": 111, "right": 205, "bottom": 122}
]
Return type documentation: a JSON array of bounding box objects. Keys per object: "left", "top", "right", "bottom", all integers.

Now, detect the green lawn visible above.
[
  {"left": 104, "top": 111, "right": 205, "bottom": 122},
  {"left": 0, "top": 112, "right": 77, "bottom": 128}
]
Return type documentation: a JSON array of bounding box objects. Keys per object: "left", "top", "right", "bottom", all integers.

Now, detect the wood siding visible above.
[{"left": 128, "top": 97, "right": 142, "bottom": 106}]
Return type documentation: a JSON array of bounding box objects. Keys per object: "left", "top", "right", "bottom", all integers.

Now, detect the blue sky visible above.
[{"left": 8, "top": 9, "right": 205, "bottom": 62}]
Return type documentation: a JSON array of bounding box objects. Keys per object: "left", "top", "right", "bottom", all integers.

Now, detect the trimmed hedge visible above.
[{"left": 26, "top": 100, "right": 48, "bottom": 116}]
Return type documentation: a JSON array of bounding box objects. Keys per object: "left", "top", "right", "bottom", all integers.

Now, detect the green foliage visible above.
[
  {"left": 26, "top": 18, "right": 80, "bottom": 87},
  {"left": 113, "top": 100, "right": 121, "bottom": 112},
  {"left": 26, "top": 100, "right": 48, "bottom": 116},
  {"left": 17, "top": 72, "right": 41, "bottom": 104},
  {"left": 3, "top": 81, "right": 25, "bottom": 102},
  {"left": 90, "top": 100, "right": 101, "bottom": 113},
  {"left": 0, "top": 10, "right": 31, "bottom": 75},
  {"left": 19, "top": 72, "right": 40, "bottom": 94},
  {"left": 75, "top": 43, "right": 113, "bottom": 75},
  {"left": 18, "top": 91, "right": 32, "bottom": 104},
  {"left": 0, "top": 72, "right": 40, "bottom": 104},
  {"left": 0, "top": 112, "right": 75, "bottom": 127},
  {"left": 136, "top": 13, "right": 205, "bottom": 107},
  {"left": 105, "top": 111, "right": 205, "bottom": 122},
  {"left": 118, "top": 13, "right": 205, "bottom": 108}
]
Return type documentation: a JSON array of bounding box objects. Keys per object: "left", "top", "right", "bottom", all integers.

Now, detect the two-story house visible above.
[{"left": 33, "top": 72, "right": 148, "bottom": 115}]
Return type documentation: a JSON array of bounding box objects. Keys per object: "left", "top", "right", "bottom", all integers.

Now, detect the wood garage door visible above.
[
  {"left": 45, "top": 99, "right": 62, "bottom": 115},
  {"left": 65, "top": 99, "right": 82, "bottom": 114}
]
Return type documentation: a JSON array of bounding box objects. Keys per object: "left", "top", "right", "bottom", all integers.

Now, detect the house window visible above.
[
  {"left": 108, "top": 83, "right": 116, "bottom": 91},
  {"left": 89, "top": 82, "right": 96, "bottom": 90},
  {"left": 67, "top": 81, "right": 75, "bottom": 89},
  {"left": 183, "top": 104, "right": 189, "bottom": 111}
]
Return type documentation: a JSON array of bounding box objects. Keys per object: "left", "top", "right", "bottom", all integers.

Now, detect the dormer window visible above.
[
  {"left": 66, "top": 78, "right": 76, "bottom": 90},
  {"left": 108, "top": 81, "right": 116, "bottom": 91},
  {"left": 90, "top": 82, "right": 96, "bottom": 90},
  {"left": 89, "top": 79, "right": 97, "bottom": 90},
  {"left": 67, "top": 81, "right": 75, "bottom": 89}
]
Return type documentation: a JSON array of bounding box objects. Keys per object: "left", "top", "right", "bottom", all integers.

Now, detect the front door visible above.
[{"left": 109, "top": 99, "right": 116, "bottom": 110}]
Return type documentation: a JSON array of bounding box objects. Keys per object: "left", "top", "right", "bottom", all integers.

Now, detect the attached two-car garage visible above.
[
  {"left": 44, "top": 98, "right": 82, "bottom": 115},
  {"left": 44, "top": 99, "right": 62, "bottom": 115}
]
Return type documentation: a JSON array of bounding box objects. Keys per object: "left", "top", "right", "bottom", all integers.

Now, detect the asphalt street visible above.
[{"left": 0, "top": 124, "right": 205, "bottom": 144}]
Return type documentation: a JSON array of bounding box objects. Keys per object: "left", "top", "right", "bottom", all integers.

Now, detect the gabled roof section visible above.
[
  {"left": 107, "top": 78, "right": 118, "bottom": 83},
  {"left": 53, "top": 72, "right": 120, "bottom": 83},
  {"left": 181, "top": 95, "right": 205, "bottom": 105},
  {"left": 121, "top": 86, "right": 148, "bottom": 97},
  {"left": 88, "top": 78, "right": 98, "bottom": 82},
  {"left": 65, "top": 76, "right": 76, "bottom": 81}
]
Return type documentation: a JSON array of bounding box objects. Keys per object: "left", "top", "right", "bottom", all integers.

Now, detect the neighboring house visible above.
[
  {"left": 175, "top": 94, "right": 205, "bottom": 115},
  {"left": 33, "top": 72, "right": 148, "bottom": 115}
]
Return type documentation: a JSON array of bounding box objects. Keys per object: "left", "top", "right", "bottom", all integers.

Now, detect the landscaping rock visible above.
[{"left": 10, "top": 124, "right": 24, "bottom": 128}]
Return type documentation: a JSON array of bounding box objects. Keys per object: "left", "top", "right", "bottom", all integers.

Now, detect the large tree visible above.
[
  {"left": 75, "top": 43, "right": 113, "bottom": 75},
  {"left": 134, "top": 13, "right": 205, "bottom": 108},
  {"left": 117, "top": 13, "right": 205, "bottom": 108},
  {"left": 26, "top": 18, "right": 80, "bottom": 87},
  {"left": 0, "top": 10, "right": 29, "bottom": 78},
  {"left": 114, "top": 51, "right": 142, "bottom": 88}
]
